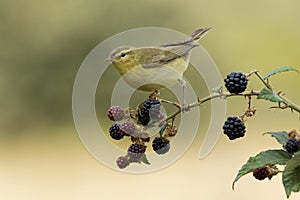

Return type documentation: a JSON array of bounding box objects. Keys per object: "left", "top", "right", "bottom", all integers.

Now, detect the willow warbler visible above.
[{"left": 107, "top": 27, "right": 211, "bottom": 93}]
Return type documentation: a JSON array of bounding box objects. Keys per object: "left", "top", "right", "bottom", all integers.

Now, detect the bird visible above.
[{"left": 106, "top": 27, "right": 211, "bottom": 107}]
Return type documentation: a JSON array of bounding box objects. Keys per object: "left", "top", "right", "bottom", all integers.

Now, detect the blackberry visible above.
[
  {"left": 107, "top": 106, "right": 125, "bottom": 121},
  {"left": 152, "top": 137, "right": 170, "bottom": 155},
  {"left": 120, "top": 121, "right": 135, "bottom": 136},
  {"left": 223, "top": 116, "right": 246, "bottom": 140},
  {"left": 109, "top": 123, "right": 123, "bottom": 140},
  {"left": 138, "top": 98, "right": 161, "bottom": 126},
  {"left": 116, "top": 156, "right": 129, "bottom": 169},
  {"left": 138, "top": 113, "right": 150, "bottom": 126},
  {"left": 127, "top": 143, "right": 146, "bottom": 162},
  {"left": 224, "top": 72, "right": 248, "bottom": 94},
  {"left": 285, "top": 138, "right": 300, "bottom": 153},
  {"left": 253, "top": 166, "right": 271, "bottom": 180},
  {"left": 149, "top": 104, "right": 161, "bottom": 120},
  {"left": 157, "top": 112, "right": 167, "bottom": 121}
]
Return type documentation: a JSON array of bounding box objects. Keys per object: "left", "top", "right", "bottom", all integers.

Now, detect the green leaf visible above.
[
  {"left": 232, "top": 149, "right": 292, "bottom": 189},
  {"left": 257, "top": 88, "right": 284, "bottom": 103},
  {"left": 263, "top": 66, "right": 299, "bottom": 80},
  {"left": 140, "top": 154, "right": 151, "bottom": 165},
  {"left": 210, "top": 85, "right": 223, "bottom": 93},
  {"left": 282, "top": 154, "right": 300, "bottom": 198},
  {"left": 263, "top": 131, "right": 289, "bottom": 147}
]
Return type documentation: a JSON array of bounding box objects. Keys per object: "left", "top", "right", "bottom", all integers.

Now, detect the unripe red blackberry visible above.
[
  {"left": 152, "top": 137, "right": 170, "bottom": 155},
  {"left": 127, "top": 143, "right": 146, "bottom": 162},
  {"left": 120, "top": 121, "right": 135, "bottom": 136},
  {"left": 109, "top": 123, "right": 123, "bottom": 140},
  {"left": 223, "top": 116, "right": 246, "bottom": 140},
  {"left": 116, "top": 156, "right": 129, "bottom": 169},
  {"left": 285, "top": 138, "right": 300, "bottom": 153},
  {"left": 107, "top": 106, "right": 125, "bottom": 121},
  {"left": 224, "top": 72, "right": 248, "bottom": 94}
]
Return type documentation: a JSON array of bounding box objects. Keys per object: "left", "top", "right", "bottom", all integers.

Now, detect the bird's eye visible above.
[{"left": 120, "top": 52, "right": 126, "bottom": 57}]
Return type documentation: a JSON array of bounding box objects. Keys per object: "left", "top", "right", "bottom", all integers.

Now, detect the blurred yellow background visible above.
[{"left": 1, "top": 0, "right": 300, "bottom": 199}]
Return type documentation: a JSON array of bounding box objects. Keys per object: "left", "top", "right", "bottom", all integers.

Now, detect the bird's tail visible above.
[
  {"left": 190, "top": 27, "right": 212, "bottom": 42},
  {"left": 160, "top": 27, "right": 212, "bottom": 48}
]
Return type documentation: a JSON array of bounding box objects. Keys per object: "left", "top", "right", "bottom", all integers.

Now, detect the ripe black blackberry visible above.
[
  {"left": 138, "top": 113, "right": 150, "bottom": 126},
  {"left": 285, "top": 138, "right": 300, "bottom": 153},
  {"left": 127, "top": 143, "right": 146, "bottom": 162},
  {"left": 107, "top": 106, "right": 125, "bottom": 121},
  {"left": 152, "top": 137, "right": 170, "bottom": 155},
  {"left": 116, "top": 156, "right": 129, "bottom": 169},
  {"left": 120, "top": 121, "right": 135, "bottom": 136},
  {"left": 223, "top": 116, "right": 246, "bottom": 140},
  {"left": 109, "top": 123, "right": 123, "bottom": 140},
  {"left": 224, "top": 72, "right": 248, "bottom": 94},
  {"left": 253, "top": 166, "right": 271, "bottom": 180},
  {"left": 138, "top": 98, "right": 161, "bottom": 126}
]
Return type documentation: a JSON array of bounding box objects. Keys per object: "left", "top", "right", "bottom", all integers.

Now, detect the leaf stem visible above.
[{"left": 253, "top": 71, "right": 273, "bottom": 90}]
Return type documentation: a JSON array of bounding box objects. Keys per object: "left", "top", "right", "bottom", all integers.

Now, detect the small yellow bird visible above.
[{"left": 107, "top": 27, "right": 211, "bottom": 103}]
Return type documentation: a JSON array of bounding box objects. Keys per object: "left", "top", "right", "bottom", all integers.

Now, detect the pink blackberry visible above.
[
  {"left": 107, "top": 106, "right": 125, "bottom": 121},
  {"left": 116, "top": 156, "right": 129, "bottom": 169},
  {"left": 120, "top": 121, "right": 135, "bottom": 136}
]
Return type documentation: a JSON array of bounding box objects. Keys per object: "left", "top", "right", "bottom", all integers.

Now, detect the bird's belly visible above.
[{"left": 122, "top": 61, "right": 188, "bottom": 91}]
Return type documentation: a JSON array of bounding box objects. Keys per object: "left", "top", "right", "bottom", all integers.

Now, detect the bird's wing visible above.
[{"left": 139, "top": 45, "right": 195, "bottom": 69}]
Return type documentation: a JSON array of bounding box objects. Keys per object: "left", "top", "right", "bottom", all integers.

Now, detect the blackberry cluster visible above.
[
  {"left": 224, "top": 72, "right": 248, "bottom": 94},
  {"left": 116, "top": 156, "right": 129, "bottom": 169},
  {"left": 107, "top": 106, "right": 125, "bottom": 121},
  {"left": 152, "top": 137, "right": 170, "bottom": 155},
  {"left": 138, "top": 98, "right": 161, "bottom": 126},
  {"left": 127, "top": 143, "right": 146, "bottom": 162},
  {"left": 109, "top": 123, "right": 123, "bottom": 140},
  {"left": 223, "top": 116, "right": 246, "bottom": 140},
  {"left": 253, "top": 166, "right": 271, "bottom": 181},
  {"left": 120, "top": 121, "right": 135, "bottom": 136},
  {"left": 285, "top": 138, "right": 300, "bottom": 153}
]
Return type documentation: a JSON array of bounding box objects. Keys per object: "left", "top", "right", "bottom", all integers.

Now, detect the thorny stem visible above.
[
  {"left": 161, "top": 89, "right": 300, "bottom": 123},
  {"left": 161, "top": 90, "right": 261, "bottom": 122},
  {"left": 158, "top": 69, "right": 300, "bottom": 123},
  {"left": 251, "top": 70, "right": 300, "bottom": 113},
  {"left": 159, "top": 99, "right": 181, "bottom": 122},
  {"left": 280, "top": 96, "right": 300, "bottom": 113},
  {"left": 253, "top": 70, "right": 273, "bottom": 90}
]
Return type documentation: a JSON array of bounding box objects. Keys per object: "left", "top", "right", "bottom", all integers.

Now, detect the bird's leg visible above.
[{"left": 177, "top": 78, "right": 189, "bottom": 112}]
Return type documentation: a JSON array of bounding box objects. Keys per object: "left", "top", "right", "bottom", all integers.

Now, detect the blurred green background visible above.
[{"left": 1, "top": 0, "right": 300, "bottom": 199}]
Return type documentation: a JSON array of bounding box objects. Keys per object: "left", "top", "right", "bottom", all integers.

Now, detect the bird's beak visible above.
[{"left": 104, "top": 57, "right": 113, "bottom": 63}]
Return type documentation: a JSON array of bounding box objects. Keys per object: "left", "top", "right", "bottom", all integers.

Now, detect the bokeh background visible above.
[{"left": 1, "top": 0, "right": 300, "bottom": 199}]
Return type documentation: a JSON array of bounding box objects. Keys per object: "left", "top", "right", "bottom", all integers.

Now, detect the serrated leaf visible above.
[
  {"left": 257, "top": 88, "right": 284, "bottom": 103},
  {"left": 282, "top": 154, "right": 300, "bottom": 198},
  {"left": 263, "top": 131, "right": 289, "bottom": 147},
  {"left": 140, "top": 154, "right": 151, "bottom": 165},
  {"left": 210, "top": 85, "right": 223, "bottom": 93},
  {"left": 263, "top": 66, "right": 299, "bottom": 80},
  {"left": 232, "top": 150, "right": 292, "bottom": 189}
]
